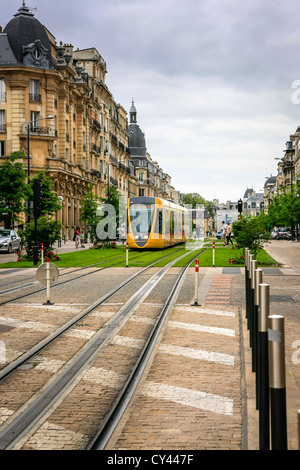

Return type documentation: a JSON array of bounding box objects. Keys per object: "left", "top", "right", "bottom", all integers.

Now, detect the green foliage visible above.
[
  {"left": 23, "top": 216, "right": 62, "bottom": 255},
  {"left": 266, "top": 183, "right": 300, "bottom": 229},
  {"left": 0, "top": 152, "right": 30, "bottom": 227},
  {"left": 29, "top": 171, "right": 62, "bottom": 216},
  {"left": 232, "top": 214, "right": 270, "bottom": 257},
  {"left": 182, "top": 192, "right": 214, "bottom": 218},
  {"left": 80, "top": 185, "right": 101, "bottom": 242}
]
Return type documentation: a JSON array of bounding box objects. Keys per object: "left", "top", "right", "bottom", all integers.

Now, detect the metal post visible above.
[
  {"left": 248, "top": 254, "right": 253, "bottom": 333},
  {"left": 43, "top": 259, "right": 54, "bottom": 306},
  {"left": 298, "top": 409, "right": 300, "bottom": 450},
  {"left": 258, "top": 283, "right": 270, "bottom": 450},
  {"left": 126, "top": 241, "right": 129, "bottom": 267},
  {"left": 212, "top": 241, "right": 215, "bottom": 267},
  {"left": 41, "top": 242, "right": 44, "bottom": 264},
  {"left": 254, "top": 268, "right": 262, "bottom": 390},
  {"left": 250, "top": 258, "right": 257, "bottom": 352},
  {"left": 245, "top": 249, "right": 250, "bottom": 326},
  {"left": 192, "top": 259, "right": 200, "bottom": 306},
  {"left": 268, "top": 315, "right": 287, "bottom": 450}
]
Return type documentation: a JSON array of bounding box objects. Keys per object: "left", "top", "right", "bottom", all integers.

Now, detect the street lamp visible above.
[
  {"left": 27, "top": 115, "right": 54, "bottom": 183},
  {"left": 26, "top": 115, "right": 54, "bottom": 266}
]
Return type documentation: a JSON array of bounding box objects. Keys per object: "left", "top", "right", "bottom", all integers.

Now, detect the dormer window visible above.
[{"left": 33, "top": 47, "right": 42, "bottom": 60}]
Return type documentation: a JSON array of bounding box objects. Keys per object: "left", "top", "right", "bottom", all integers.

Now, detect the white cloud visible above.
[{"left": 2, "top": 0, "right": 300, "bottom": 202}]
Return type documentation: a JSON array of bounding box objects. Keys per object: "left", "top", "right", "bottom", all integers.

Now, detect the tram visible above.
[{"left": 127, "top": 197, "right": 189, "bottom": 249}]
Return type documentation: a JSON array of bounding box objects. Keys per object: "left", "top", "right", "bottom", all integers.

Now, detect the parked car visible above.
[
  {"left": 0, "top": 229, "right": 22, "bottom": 253},
  {"left": 216, "top": 229, "right": 234, "bottom": 239},
  {"left": 271, "top": 229, "right": 279, "bottom": 239},
  {"left": 216, "top": 230, "right": 222, "bottom": 239},
  {"left": 277, "top": 227, "right": 292, "bottom": 240},
  {"left": 271, "top": 227, "right": 292, "bottom": 240}
]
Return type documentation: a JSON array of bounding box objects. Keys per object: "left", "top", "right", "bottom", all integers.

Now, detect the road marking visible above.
[
  {"left": 168, "top": 320, "right": 235, "bottom": 337},
  {"left": 141, "top": 381, "right": 234, "bottom": 416},
  {"left": 174, "top": 307, "right": 235, "bottom": 317},
  {"left": 158, "top": 343, "right": 234, "bottom": 365}
]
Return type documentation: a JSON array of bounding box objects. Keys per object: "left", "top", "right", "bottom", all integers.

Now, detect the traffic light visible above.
[
  {"left": 238, "top": 199, "right": 243, "bottom": 214},
  {"left": 238, "top": 214, "right": 241, "bottom": 220}
]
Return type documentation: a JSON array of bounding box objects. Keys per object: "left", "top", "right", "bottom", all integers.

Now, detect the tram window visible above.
[
  {"left": 159, "top": 210, "right": 163, "bottom": 234},
  {"left": 170, "top": 211, "right": 174, "bottom": 235},
  {"left": 130, "top": 203, "right": 154, "bottom": 235}
]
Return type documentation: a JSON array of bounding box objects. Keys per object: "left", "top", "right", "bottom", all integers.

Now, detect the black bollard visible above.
[
  {"left": 258, "top": 283, "right": 270, "bottom": 450},
  {"left": 268, "top": 315, "right": 287, "bottom": 450},
  {"left": 254, "top": 268, "right": 262, "bottom": 405},
  {"left": 248, "top": 254, "right": 254, "bottom": 338},
  {"left": 245, "top": 249, "right": 250, "bottom": 326},
  {"left": 250, "top": 259, "right": 257, "bottom": 356}
]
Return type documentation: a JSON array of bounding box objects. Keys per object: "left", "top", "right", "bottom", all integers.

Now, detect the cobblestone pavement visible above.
[
  {"left": 0, "top": 240, "right": 299, "bottom": 450},
  {"left": 108, "top": 241, "right": 300, "bottom": 451}
]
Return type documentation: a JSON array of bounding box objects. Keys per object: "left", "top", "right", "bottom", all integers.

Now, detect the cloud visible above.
[{"left": 2, "top": 0, "right": 300, "bottom": 202}]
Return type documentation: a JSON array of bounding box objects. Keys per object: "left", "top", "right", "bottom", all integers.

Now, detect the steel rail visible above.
[
  {"left": 87, "top": 247, "right": 207, "bottom": 450},
  {"left": 0, "top": 245, "right": 206, "bottom": 450},
  {"left": 0, "top": 246, "right": 186, "bottom": 383},
  {"left": 0, "top": 247, "right": 185, "bottom": 306}
]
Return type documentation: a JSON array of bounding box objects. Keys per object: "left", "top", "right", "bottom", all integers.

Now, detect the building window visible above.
[
  {"left": 0, "top": 79, "right": 5, "bottom": 102},
  {"left": 0, "top": 141, "right": 5, "bottom": 156},
  {"left": 30, "top": 79, "right": 41, "bottom": 102},
  {"left": 30, "top": 111, "right": 40, "bottom": 131},
  {"left": 139, "top": 188, "right": 145, "bottom": 197},
  {"left": 66, "top": 148, "right": 69, "bottom": 161},
  {"left": 0, "top": 110, "right": 5, "bottom": 132}
]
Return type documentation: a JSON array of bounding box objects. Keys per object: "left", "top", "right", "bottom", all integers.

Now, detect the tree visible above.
[
  {"left": 232, "top": 214, "right": 270, "bottom": 257},
  {"left": 23, "top": 217, "right": 62, "bottom": 257},
  {"left": 80, "top": 186, "right": 101, "bottom": 242},
  {"left": 267, "top": 183, "right": 300, "bottom": 235},
  {"left": 182, "top": 192, "right": 214, "bottom": 218},
  {"left": 22, "top": 172, "right": 62, "bottom": 257},
  {"left": 0, "top": 152, "right": 30, "bottom": 228},
  {"left": 29, "top": 171, "right": 62, "bottom": 216}
]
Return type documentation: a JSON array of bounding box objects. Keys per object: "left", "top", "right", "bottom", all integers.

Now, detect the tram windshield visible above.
[{"left": 129, "top": 203, "right": 154, "bottom": 239}]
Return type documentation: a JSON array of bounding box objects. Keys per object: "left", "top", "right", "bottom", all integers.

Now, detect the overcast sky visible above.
[{"left": 2, "top": 0, "right": 300, "bottom": 202}]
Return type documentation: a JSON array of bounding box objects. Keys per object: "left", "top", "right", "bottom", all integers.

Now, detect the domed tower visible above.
[
  {"left": 128, "top": 99, "right": 147, "bottom": 158},
  {"left": 3, "top": 2, "right": 52, "bottom": 69}
]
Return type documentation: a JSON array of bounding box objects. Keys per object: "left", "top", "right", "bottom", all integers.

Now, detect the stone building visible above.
[{"left": 0, "top": 3, "right": 178, "bottom": 238}]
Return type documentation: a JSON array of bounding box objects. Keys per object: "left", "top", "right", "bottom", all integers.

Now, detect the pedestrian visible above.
[
  {"left": 74, "top": 226, "right": 80, "bottom": 249},
  {"left": 221, "top": 221, "right": 227, "bottom": 246},
  {"left": 226, "top": 222, "right": 233, "bottom": 246},
  {"left": 80, "top": 232, "right": 85, "bottom": 248}
]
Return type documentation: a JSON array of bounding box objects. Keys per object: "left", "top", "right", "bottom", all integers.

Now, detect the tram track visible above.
[
  {"left": 0, "top": 244, "right": 208, "bottom": 450},
  {"left": 0, "top": 247, "right": 185, "bottom": 306}
]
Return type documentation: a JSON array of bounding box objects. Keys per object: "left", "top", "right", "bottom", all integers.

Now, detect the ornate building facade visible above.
[{"left": 0, "top": 3, "right": 179, "bottom": 237}]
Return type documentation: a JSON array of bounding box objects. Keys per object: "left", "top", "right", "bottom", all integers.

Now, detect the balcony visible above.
[
  {"left": 29, "top": 93, "right": 41, "bottom": 102},
  {"left": 29, "top": 126, "right": 54, "bottom": 136},
  {"left": 93, "top": 119, "right": 101, "bottom": 131}
]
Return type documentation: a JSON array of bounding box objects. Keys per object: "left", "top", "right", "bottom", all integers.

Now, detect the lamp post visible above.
[
  {"left": 27, "top": 115, "right": 54, "bottom": 183},
  {"left": 26, "top": 115, "right": 54, "bottom": 265}
]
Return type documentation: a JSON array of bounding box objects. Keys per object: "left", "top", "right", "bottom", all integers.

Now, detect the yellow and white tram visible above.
[{"left": 127, "top": 197, "right": 189, "bottom": 249}]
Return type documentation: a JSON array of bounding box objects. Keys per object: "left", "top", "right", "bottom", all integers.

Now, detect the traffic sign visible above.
[{"left": 36, "top": 262, "right": 59, "bottom": 286}]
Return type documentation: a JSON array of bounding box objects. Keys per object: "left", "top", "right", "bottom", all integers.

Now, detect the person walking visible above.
[
  {"left": 74, "top": 226, "right": 80, "bottom": 249},
  {"left": 226, "top": 222, "right": 233, "bottom": 246},
  {"left": 221, "top": 221, "right": 227, "bottom": 246}
]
